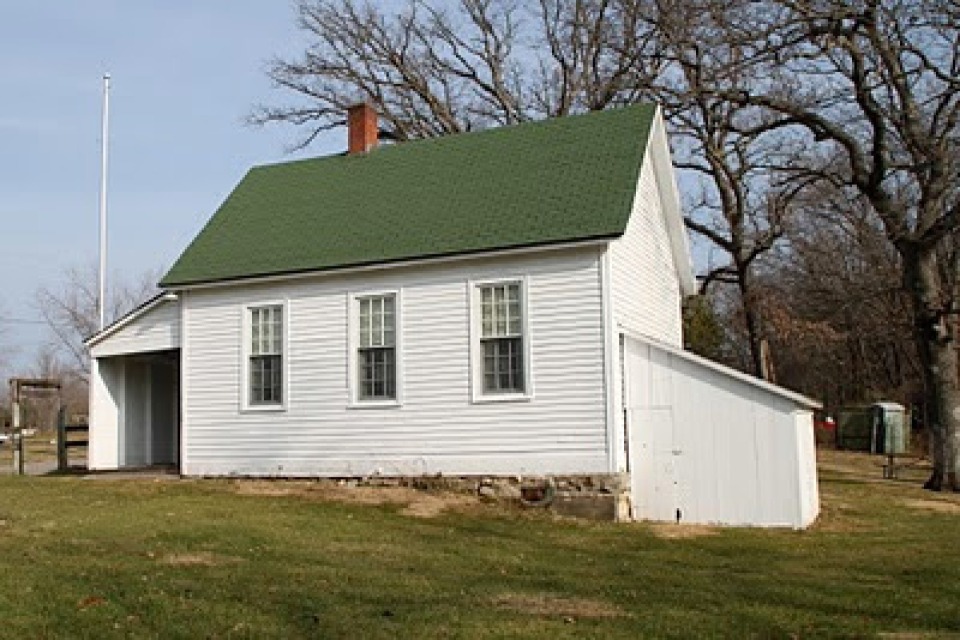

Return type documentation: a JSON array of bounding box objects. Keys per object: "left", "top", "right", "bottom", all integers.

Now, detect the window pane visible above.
[
  {"left": 484, "top": 287, "right": 495, "bottom": 337},
  {"left": 482, "top": 337, "right": 523, "bottom": 394},
  {"left": 359, "top": 350, "right": 372, "bottom": 399},
  {"left": 480, "top": 283, "right": 522, "bottom": 339},
  {"left": 250, "top": 354, "right": 282, "bottom": 405},
  {"left": 383, "top": 318, "right": 394, "bottom": 346},
  {"left": 508, "top": 303, "right": 521, "bottom": 335},
  {"left": 250, "top": 306, "right": 282, "bottom": 356},
  {"left": 384, "top": 348, "right": 396, "bottom": 398},
  {"left": 494, "top": 286, "right": 506, "bottom": 335},
  {"left": 358, "top": 347, "right": 396, "bottom": 400},
  {"left": 272, "top": 308, "right": 283, "bottom": 353},
  {"left": 359, "top": 303, "right": 370, "bottom": 348},
  {"left": 356, "top": 295, "right": 397, "bottom": 401},
  {"left": 262, "top": 314, "right": 271, "bottom": 355},
  {"left": 270, "top": 355, "right": 282, "bottom": 403},
  {"left": 371, "top": 303, "right": 382, "bottom": 346},
  {"left": 358, "top": 294, "right": 396, "bottom": 348},
  {"left": 248, "top": 306, "right": 283, "bottom": 405},
  {"left": 477, "top": 283, "right": 524, "bottom": 395},
  {"left": 250, "top": 359, "right": 262, "bottom": 403},
  {"left": 508, "top": 284, "right": 521, "bottom": 335}
]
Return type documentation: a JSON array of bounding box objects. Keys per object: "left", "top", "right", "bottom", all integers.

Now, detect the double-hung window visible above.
[
  {"left": 357, "top": 294, "right": 397, "bottom": 401},
  {"left": 248, "top": 304, "right": 284, "bottom": 406},
  {"left": 476, "top": 281, "right": 528, "bottom": 397}
]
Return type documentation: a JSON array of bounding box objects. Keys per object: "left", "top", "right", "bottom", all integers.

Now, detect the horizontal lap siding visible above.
[
  {"left": 610, "top": 154, "right": 682, "bottom": 346},
  {"left": 91, "top": 300, "right": 181, "bottom": 358},
  {"left": 182, "top": 248, "right": 608, "bottom": 476}
]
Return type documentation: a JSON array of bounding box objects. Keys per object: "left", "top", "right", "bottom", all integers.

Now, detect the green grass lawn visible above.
[{"left": 0, "top": 451, "right": 958, "bottom": 639}]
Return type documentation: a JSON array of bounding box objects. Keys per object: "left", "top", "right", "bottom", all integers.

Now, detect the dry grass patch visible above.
[
  {"left": 817, "top": 449, "right": 882, "bottom": 476},
  {"left": 902, "top": 499, "right": 960, "bottom": 515},
  {"left": 159, "top": 552, "right": 242, "bottom": 567},
  {"left": 817, "top": 449, "right": 933, "bottom": 486},
  {"left": 646, "top": 523, "right": 717, "bottom": 539},
  {"left": 492, "top": 592, "right": 627, "bottom": 619},
  {"left": 398, "top": 493, "right": 476, "bottom": 518},
  {"left": 229, "top": 479, "right": 478, "bottom": 518}
]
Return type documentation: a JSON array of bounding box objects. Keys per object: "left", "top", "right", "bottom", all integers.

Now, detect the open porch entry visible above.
[{"left": 89, "top": 349, "right": 180, "bottom": 470}]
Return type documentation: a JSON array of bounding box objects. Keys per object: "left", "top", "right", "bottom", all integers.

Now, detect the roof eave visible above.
[{"left": 161, "top": 235, "right": 618, "bottom": 291}]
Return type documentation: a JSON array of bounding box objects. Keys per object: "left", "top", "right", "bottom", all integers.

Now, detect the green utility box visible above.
[{"left": 837, "top": 403, "right": 908, "bottom": 455}]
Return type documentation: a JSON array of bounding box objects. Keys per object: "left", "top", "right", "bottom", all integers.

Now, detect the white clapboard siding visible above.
[
  {"left": 609, "top": 134, "right": 683, "bottom": 346},
  {"left": 624, "top": 334, "right": 820, "bottom": 528},
  {"left": 90, "top": 297, "right": 180, "bottom": 358},
  {"left": 181, "top": 247, "right": 609, "bottom": 477}
]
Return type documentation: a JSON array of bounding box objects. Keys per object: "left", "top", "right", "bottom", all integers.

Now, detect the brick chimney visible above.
[{"left": 347, "top": 103, "right": 378, "bottom": 155}]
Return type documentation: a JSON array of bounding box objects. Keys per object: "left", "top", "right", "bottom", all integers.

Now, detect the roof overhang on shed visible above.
[{"left": 622, "top": 327, "right": 822, "bottom": 410}]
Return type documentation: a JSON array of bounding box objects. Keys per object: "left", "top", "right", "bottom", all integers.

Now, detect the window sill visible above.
[
  {"left": 471, "top": 393, "right": 533, "bottom": 405},
  {"left": 241, "top": 403, "right": 287, "bottom": 413},
  {"left": 347, "top": 399, "right": 402, "bottom": 410}
]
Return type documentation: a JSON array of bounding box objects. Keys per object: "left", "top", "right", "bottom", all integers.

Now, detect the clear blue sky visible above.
[
  {"left": 0, "top": 1, "right": 712, "bottom": 376},
  {"left": 0, "top": 2, "right": 336, "bottom": 373}
]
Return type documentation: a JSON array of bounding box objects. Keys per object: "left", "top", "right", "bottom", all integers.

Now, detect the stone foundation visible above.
[{"left": 340, "top": 473, "right": 632, "bottom": 522}]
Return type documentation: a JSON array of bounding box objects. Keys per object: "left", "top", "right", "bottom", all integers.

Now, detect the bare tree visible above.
[
  {"left": 650, "top": 9, "right": 805, "bottom": 379},
  {"left": 251, "top": 0, "right": 663, "bottom": 147},
  {"left": 35, "top": 264, "right": 161, "bottom": 380},
  {"left": 682, "top": 0, "right": 960, "bottom": 489},
  {"left": 766, "top": 184, "right": 921, "bottom": 410},
  {"left": 256, "top": 0, "right": 809, "bottom": 386}
]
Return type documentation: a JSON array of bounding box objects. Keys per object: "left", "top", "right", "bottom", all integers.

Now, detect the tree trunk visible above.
[
  {"left": 904, "top": 247, "right": 960, "bottom": 492},
  {"left": 737, "top": 266, "right": 767, "bottom": 380}
]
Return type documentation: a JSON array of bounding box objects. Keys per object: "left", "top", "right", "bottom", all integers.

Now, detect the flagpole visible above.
[{"left": 98, "top": 72, "right": 110, "bottom": 330}]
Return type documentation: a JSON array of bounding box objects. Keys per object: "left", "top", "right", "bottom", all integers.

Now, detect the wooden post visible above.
[
  {"left": 17, "top": 433, "right": 24, "bottom": 475},
  {"left": 11, "top": 383, "right": 21, "bottom": 475},
  {"left": 57, "top": 407, "right": 67, "bottom": 471}
]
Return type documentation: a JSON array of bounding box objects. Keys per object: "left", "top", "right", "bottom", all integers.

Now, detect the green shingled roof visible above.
[{"left": 160, "top": 104, "right": 658, "bottom": 287}]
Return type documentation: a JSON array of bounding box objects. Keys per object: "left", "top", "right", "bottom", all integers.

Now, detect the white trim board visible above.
[
  {"left": 645, "top": 107, "right": 697, "bottom": 296},
  {"left": 165, "top": 238, "right": 613, "bottom": 293}
]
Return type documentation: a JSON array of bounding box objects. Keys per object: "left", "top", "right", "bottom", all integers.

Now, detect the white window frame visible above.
[
  {"left": 469, "top": 276, "right": 533, "bottom": 403},
  {"left": 347, "top": 288, "right": 403, "bottom": 408},
  {"left": 240, "top": 299, "right": 289, "bottom": 412}
]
